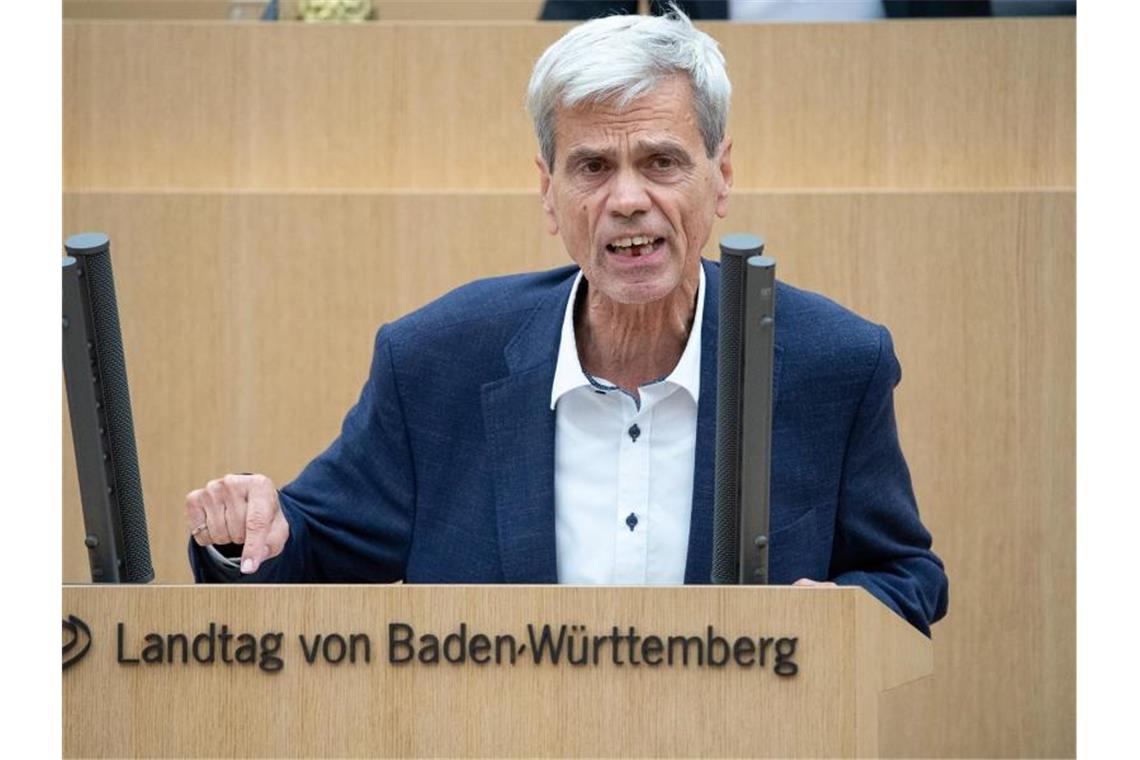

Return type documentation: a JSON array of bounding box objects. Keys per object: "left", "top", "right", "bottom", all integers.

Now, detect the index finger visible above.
[{"left": 239, "top": 475, "right": 278, "bottom": 574}]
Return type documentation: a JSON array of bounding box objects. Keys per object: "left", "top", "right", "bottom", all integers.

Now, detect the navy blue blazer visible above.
[{"left": 191, "top": 259, "right": 948, "bottom": 634}]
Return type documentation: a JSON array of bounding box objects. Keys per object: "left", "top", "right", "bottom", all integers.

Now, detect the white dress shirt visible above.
[{"left": 550, "top": 267, "right": 705, "bottom": 585}]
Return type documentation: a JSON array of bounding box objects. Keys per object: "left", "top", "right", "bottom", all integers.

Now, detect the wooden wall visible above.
[
  {"left": 63, "top": 20, "right": 1074, "bottom": 189},
  {"left": 62, "top": 17, "right": 1075, "bottom": 758},
  {"left": 63, "top": 1, "right": 546, "bottom": 21},
  {"left": 64, "top": 1, "right": 268, "bottom": 20}
]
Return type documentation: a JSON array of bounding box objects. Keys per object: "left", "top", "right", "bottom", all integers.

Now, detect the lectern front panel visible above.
[{"left": 62, "top": 585, "right": 930, "bottom": 757}]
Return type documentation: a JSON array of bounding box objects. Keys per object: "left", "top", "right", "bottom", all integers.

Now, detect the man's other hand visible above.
[
  {"left": 185, "top": 474, "right": 290, "bottom": 574},
  {"left": 793, "top": 578, "right": 838, "bottom": 587}
]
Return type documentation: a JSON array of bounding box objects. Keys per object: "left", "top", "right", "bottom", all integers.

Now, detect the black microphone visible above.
[
  {"left": 712, "top": 234, "right": 776, "bottom": 585},
  {"left": 63, "top": 232, "right": 154, "bottom": 583}
]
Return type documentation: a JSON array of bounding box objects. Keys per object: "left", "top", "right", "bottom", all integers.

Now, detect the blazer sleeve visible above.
[
  {"left": 829, "top": 326, "right": 950, "bottom": 635},
  {"left": 189, "top": 325, "right": 416, "bottom": 583}
]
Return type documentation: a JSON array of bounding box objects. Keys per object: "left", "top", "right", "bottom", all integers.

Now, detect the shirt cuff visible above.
[{"left": 194, "top": 543, "right": 243, "bottom": 581}]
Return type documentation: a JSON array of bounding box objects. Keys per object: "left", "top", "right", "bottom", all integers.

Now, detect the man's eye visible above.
[
  {"left": 581, "top": 160, "right": 606, "bottom": 174},
  {"left": 651, "top": 156, "right": 677, "bottom": 170}
]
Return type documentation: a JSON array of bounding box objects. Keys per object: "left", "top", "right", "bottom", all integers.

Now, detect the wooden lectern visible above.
[{"left": 62, "top": 585, "right": 931, "bottom": 757}]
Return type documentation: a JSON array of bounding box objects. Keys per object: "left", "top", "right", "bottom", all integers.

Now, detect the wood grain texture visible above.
[
  {"left": 62, "top": 18, "right": 1073, "bottom": 189},
  {"left": 61, "top": 188, "right": 1074, "bottom": 757},
  {"left": 352, "top": 1, "right": 545, "bottom": 20},
  {"left": 62, "top": 584, "right": 929, "bottom": 757},
  {"left": 64, "top": 1, "right": 546, "bottom": 20},
  {"left": 64, "top": 0, "right": 269, "bottom": 20}
]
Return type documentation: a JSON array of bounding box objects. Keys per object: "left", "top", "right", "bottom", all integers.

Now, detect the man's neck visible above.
[{"left": 574, "top": 268, "right": 700, "bottom": 396}]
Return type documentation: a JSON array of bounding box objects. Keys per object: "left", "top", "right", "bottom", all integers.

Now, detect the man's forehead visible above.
[{"left": 563, "top": 137, "right": 692, "bottom": 164}]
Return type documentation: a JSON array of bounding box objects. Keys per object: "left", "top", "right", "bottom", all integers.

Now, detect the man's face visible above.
[{"left": 538, "top": 75, "right": 732, "bottom": 306}]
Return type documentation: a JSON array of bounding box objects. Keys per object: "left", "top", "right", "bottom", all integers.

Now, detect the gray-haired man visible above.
[{"left": 187, "top": 7, "right": 948, "bottom": 635}]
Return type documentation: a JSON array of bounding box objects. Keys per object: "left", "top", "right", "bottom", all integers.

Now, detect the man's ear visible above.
[
  {"left": 714, "top": 136, "right": 733, "bottom": 219},
  {"left": 536, "top": 154, "right": 559, "bottom": 236}
]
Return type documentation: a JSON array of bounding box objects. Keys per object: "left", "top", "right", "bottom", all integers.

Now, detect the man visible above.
[{"left": 187, "top": 8, "right": 948, "bottom": 635}]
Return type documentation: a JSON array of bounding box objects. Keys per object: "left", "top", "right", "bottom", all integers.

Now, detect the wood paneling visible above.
[
  {"left": 62, "top": 188, "right": 1075, "bottom": 757},
  {"left": 62, "top": 18, "right": 1074, "bottom": 189},
  {"left": 365, "top": 1, "right": 545, "bottom": 20},
  {"left": 64, "top": 0, "right": 270, "bottom": 20},
  {"left": 62, "top": 584, "right": 929, "bottom": 757},
  {"left": 64, "top": 1, "right": 545, "bottom": 21}
]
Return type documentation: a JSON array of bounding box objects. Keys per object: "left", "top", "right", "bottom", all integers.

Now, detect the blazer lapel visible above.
[
  {"left": 685, "top": 259, "right": 785, "bottom": 583},
  {"left": 481, "top": 274, "right": 575, "bottom": 583}
]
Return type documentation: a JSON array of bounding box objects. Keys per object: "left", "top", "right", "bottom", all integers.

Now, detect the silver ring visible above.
[{"left": 191, "top": 523, "right": 209, "bottom": 536}]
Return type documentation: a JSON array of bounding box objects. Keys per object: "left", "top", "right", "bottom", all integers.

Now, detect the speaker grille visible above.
[
  {"left": 712, "top": 252, "right": 743, "bottom": 583},
  {"left": 81, "top": 246, "right": 154, "bottom": 582}
]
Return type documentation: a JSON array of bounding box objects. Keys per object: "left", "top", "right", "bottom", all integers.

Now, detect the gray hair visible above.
[{"left": 525, "top": 4, "right": 732, "bottom": 170}]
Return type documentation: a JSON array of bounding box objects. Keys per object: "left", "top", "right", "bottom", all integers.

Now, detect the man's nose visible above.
[{"left": 607, "top": 168, "right": 652, "bottom": 218}]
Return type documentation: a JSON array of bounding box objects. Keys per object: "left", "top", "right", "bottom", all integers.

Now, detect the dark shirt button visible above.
[
  {"left": 626, "top": 512, "right": 638, "bottom": 532},
  {"left": 628, "top": 423, "right": 641, "bottom": 442}
]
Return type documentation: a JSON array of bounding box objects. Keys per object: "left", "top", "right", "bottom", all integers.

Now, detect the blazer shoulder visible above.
[
  {"left": 383, "top": 265, "right": 577, "bottom": 347},
  {"left": 775, "top": 280, "right": 890, "bottom": 384}
]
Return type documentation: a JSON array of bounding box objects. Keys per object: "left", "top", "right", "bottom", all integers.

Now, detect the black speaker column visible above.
[
  {"left": 712, "top": 234, "right": 776, "bottom": 585},
  {"left": 62, "top": 233, "right": 154, "bottom": 583}
]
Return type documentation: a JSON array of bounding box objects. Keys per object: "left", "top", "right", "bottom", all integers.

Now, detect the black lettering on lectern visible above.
[
  {"left": 707, "top": 626, "right": 730, "bottom": 667},
  {"left": 234, "top": 634, "right": 257, "bottom": 665},
  {"left": 442, "top": 623, "right": 468, "bottom": 664},
  {"left": 418, "top": 635, "right": 440, "bottom": 664},
  {"left": 496, "top": 634, "right": 519, "bottom": 665},
  {"left": 117, "top": 622, "right": 139, "bottom": 664},
  {"left": 626, "top": 626, "right": 643, "bottom": 666},
  {"left": 116, "top": 623, "right": 284, "bottom": 672},
  {"left": 322, "top": 634, "right": 347, "bottom": 663},
  {"left": 469, "top": 634, "right": 491, "bottom": 664},
  {"left": 257, "top": 634, "right": 284, "bottom": 672},
  {"left": 642, "top": 635, "right": 664, "bottom": 666},
  {"left": 388, "top": 623, "right": 516, "bottom": 665},
  {"left": 113, "top": 619, "right": 800, "bottom": 675},
  {"left": 142, "top": 634, "right": 166, "bottom": 663},
  {"left": 757, "top": 637, "right": 774, "bottom": 666},
  {"left": 732, "top": 636, "right": 755, "bottom": 666},
  {"left": 389, "top": 622, "right": 414, "bottom": 663},
  {"left": 527, "top": 624, "right": 566, "bottom": 664},
  {"left": 301, "top": 632, "right": 372, "bottom": 665},
  {"left": 299, "top": 634, "right": 320, "bottom": 663},
  {"left": 566, "top": 625, "right": 589, "bottom": 666},
  {"left": 666, "top": 635, "right": 703, "bottom": 666},
  {"left": 773, "top": 637, "right": 798, "bottom": 676},
  {"left": 349, "top": 633, "right": 372, "bottom": 663}
]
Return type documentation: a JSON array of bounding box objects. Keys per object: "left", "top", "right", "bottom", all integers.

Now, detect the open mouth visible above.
[{"left": 605, "top": 235, "right": 666, "bottom": 258}]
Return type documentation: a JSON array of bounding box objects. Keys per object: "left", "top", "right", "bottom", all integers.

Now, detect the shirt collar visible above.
[{"left": 549, "top": 265, "right": 705, "bottom": 410}]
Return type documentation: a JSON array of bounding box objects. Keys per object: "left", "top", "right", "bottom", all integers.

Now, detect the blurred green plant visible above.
[{"left": 297, "top": 0, "right": 374, "bottom": 22}]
